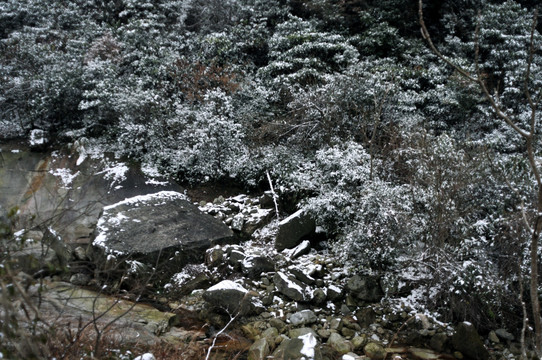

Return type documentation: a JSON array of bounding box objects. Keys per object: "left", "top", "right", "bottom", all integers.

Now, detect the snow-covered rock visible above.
[
  {"left": 92, "top": 191, "right": 234, "bottom": 270},
  {"left": 203, "top": 280, "right": 263, "bottom": 315}
]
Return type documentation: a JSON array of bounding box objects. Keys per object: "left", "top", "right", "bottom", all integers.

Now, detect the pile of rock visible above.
[{"left": 197, "top": 193, "right": 275, "bottom": 236}]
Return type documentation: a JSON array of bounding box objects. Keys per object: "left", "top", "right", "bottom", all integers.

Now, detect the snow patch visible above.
[
  {"left": 50, "top": 168, "right": 80, "bottom": 188},
  {"left": 97, "top": 161, "right": 129, "bottom": 190},
  {"left": 298, "top": 333, "right": 317, "bottom": 359},
  {"left": 208, "top": 280, "right": 247, "bottom": 293}
]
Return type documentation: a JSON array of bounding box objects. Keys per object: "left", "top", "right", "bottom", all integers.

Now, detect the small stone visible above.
[
  {"left": 248, "top": 339, "right": 270, "bottom": 360},
  {"left": 341, "top": 327, "right": 356, "bottom": 338},
  {"left": 341, "top": 304, "right": 352, "bottom": 315},
  {"left": 229, "top": 250, "right": 246, "bottom": 266},
  {"left": 328, "top": 333, "right": 353, "bottom": 355},
  {"left": 495, "top": 328, "right": 514, "bottom": 341},
  {"left": 290, "top": 310, "right": 318, "bottom": 326},
  {"left": 488, "top": 331, "right": 499, "bottom": 343},
  {"left": 269, "top": 318, "right": 287, "bottom": 333},
  {"left": 352, "top": 335, "right": 368, "bottom": 350},
  {"left": 73, "top": 246, "right": 88, "bottom": 261},
  {"left": 70, "top": 273, "right": 91, "bottom": 286},
  {"left": 289, "top": 327, "right": 318, "bottom": 339},
  {"left": 313, "top": 288, "right": 327, "bottom": 305},
  {"left": 330, "top": 318, "right": 343, "bottom": 331},
  {"left": 327, "top": 285, "right": 343, "bottom": 301},
  {"left": 318, "top": 329, "right": 332, "bottom": 339},
  {"left": 364, "top": 342, "right": 386, "bottom": 360}
]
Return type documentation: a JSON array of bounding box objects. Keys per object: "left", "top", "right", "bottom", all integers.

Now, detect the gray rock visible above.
[
  {"left": 290, "top": 267, "right": 316, "bottom": 285},
  {"left": 327, "top": 332, "right": 353, "bottom": 355},
  {"left": 275, "top": 210, "right": 316, "bottom": 251},
  {"left": 429, "top": 332, "right": 448, "bottom": 352},
  {"left": 170, "top": 264, "right": 212, "bottom": 295},
  {"left": 363, "top": 342, "right": 386, "bottom": 360},
  {"left": 202, "top": 280, "right": 260, "bottom": 316},
  {"left": 229, "top": 249, "right": 246, "bottom": 267},
  {"left": 274, "top": 271, "right": 310, "bottom": 302},
  {"left": 346, "top": 275, "right": 383, "bottom": 302},
  {"left": 312, "top": 288, "right": 327, "bottom": 305},
  {"left": 242, "top": 256, "right": 275, "bottom": 279},
  {"left": 205, "top": 246, "right": 224, "bottom": 267},
  {"left": 92, "top": 191, "right": 234, "bottom": 271},
  {"left": 290, "top": 310, "right": 318, "bottom": 326},
  {"left": 289, "top": 327, "right": 319, "bottom": 339},
  {"left": 495, "top": 328, "right": 514, "bottom": 341},
  {"left": 70, "top": 273, "right": 91, "bottom": 286},
  {"left": 273, "top": 333, "right": 322, "bottom": 360},
  {"left": 248, "top": 338, "right": 270, "bottom": 360},
  {"left": 270, "top": 318, "right": 287, "bottom": 333},
  {"left": 327, "top": 285, "right": 343, "bottom": 301},
  {"left": 283, "top": 240, "right": 312, "bottom": 259},
  {"left": 451, "top": 322, "right": 489, "bottom": 360}
]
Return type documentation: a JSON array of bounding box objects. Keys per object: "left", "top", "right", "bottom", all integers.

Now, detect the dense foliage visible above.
[{"left": 2, "top": 0, "right": 542, "bottom": 338}]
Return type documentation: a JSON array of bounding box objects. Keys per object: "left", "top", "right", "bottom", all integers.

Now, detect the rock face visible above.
[
  {"left": 275, "top": 209, "right": 316, "bottom": 251},
  {"left": 451, "top": 322, "right": 489, "bottom": 360},
  {"left": 0, "top": 146, "right": 182, "bottom": 244},
  {"left": 92, "top": 191, "right": 234, "bottom": 269}
]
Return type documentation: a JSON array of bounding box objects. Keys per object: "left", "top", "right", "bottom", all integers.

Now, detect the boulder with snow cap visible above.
[
  {"left": 275, "top": 209, "right": 316, "bottom": 251},
  {"left": 203, "top": 280, "right": 263, "bottom": 316},
  {"left": 451, "top": 322, "right": 489, "bottom": 360},
  {"left": 92, "top": 191, "right": 234, "bottom": 272}
]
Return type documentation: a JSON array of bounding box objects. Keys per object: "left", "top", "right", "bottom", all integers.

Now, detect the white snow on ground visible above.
[
  {"left": 141, "top": 163, "right": 169, "bottom": 186},
  {"left": 134, "top": 353, "right": 156, "bottom": 360},
  {"left": 299, "top": 333, "right": 317, "bottom": 359},
  {"left": 97, "top": 161, "right": 129, "bottom": 190},
  {"left": 50, "top": 168, "right": 80, "bottom": 188}
]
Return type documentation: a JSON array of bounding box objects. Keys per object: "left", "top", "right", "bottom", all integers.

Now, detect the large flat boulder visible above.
[{"left": 92, "top": 191, "right": 234, "bottom": 269}]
